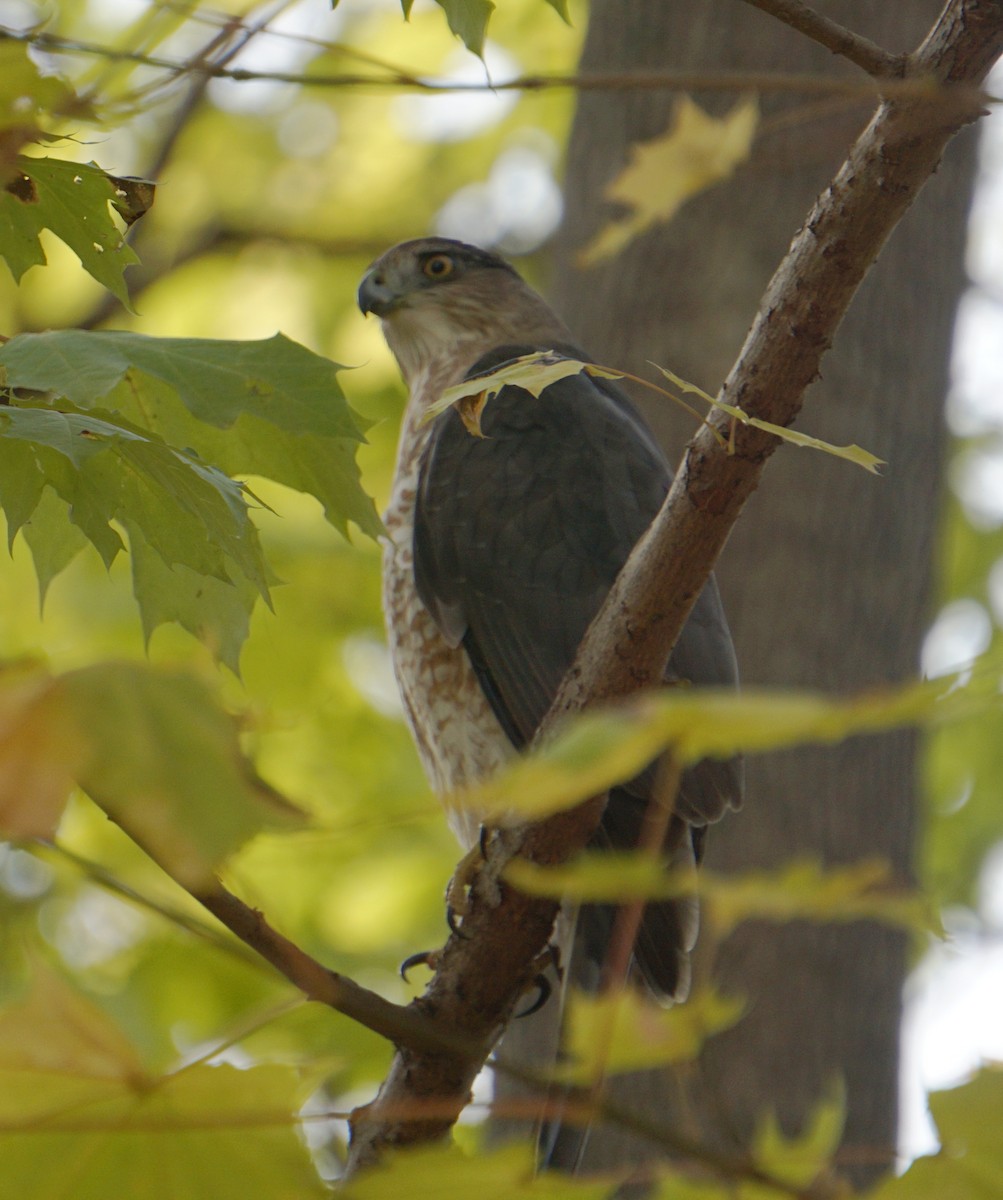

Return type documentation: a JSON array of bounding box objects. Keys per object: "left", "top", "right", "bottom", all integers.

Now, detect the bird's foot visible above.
[
  {"left": 444, "top": 832, "right": 490, "bottom": 928},
  {"left": 514, "top": 944, "right": 563, "bottom": 1018}
]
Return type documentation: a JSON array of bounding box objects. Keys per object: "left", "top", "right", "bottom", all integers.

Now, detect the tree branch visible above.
[
  {"left": 550, "top": 0, "right": 1003, "bottom": 720},
  {"left": 72, "top": 226, "right": 391, "bottom": 332},
  {"left": 58, "top": 845, "right": 809, "bottom": 1194},
  {"left": 344, "top": 0, "right": 1003, "bottom": 1177},
  {"left": 192, "top": 880, "right": 462, "bottom": 1054},
  {"left": 737, "top": 0, "right": 907, "bottom": 77}
]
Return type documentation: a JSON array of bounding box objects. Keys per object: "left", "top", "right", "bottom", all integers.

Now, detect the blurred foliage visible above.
[
  {"left": 0, "top": 967, "right": 329, "bottom": 1200},
  {"left": 923, "top": 490, "right": 1003, "bottom": 911},
  {"left": 337, "top": 1141, "right": 614, "bottom": 1198},
  {"left": 0, "top": 0, "right": 1001, "bottom": 1196},
  {"left": 508, "top": 855, "right": 937, "bottom": 940},
  {"left": 578, "top": 95, "right": 759, "bottom": 267},
  {"left": 557, "top": 986, "right": 745, "bottom": 1084},
  {"left": 451, "top": 677, "right": 969, "bottom": 825},
  {"left": 0, "top": 1, "right": 582, "bottom": 1192}
]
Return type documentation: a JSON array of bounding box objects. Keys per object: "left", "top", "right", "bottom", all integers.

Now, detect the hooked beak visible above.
[{"left": 357, "top": 269, "right": 403, "bottom": 317}]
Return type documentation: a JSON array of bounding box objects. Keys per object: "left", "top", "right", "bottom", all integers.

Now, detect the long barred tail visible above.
[{"left": 536, "top": 809, "right": 703, "bottom": 1174}]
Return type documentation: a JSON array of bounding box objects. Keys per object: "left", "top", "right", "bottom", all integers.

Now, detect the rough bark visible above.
[{"left": 494, "top": 1, "right": 980, "bottom": 1188}]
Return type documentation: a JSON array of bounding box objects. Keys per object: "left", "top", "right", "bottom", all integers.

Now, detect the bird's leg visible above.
[
  {"left": 403, "top": 831, "right": 492, "bottom": 982},
  {"left": 445, "top": 827, "right": 490, "bottom": 928}
]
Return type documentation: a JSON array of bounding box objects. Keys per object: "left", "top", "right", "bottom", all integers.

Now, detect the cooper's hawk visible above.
[{"left": 358, "top": 237, "right": 742, "bottom": 1006}]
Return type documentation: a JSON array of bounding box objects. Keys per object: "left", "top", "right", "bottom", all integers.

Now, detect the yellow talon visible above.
[{"left": 445, "top": 840, "right": 486, "bottom": 924}]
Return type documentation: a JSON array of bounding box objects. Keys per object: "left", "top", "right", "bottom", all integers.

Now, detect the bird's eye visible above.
[{"left": 423, "top": 254, "right": 454, "bottom": 280}]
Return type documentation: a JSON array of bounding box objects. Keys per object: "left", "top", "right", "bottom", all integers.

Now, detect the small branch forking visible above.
[{"left": 737, "top": 0, "right": 908, "bottom": 78}]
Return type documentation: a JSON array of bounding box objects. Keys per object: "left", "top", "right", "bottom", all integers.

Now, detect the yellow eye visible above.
[{"left": 423, "top": 254, "right": 454, "bottom": 280}]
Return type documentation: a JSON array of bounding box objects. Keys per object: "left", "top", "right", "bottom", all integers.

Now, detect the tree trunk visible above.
[{"left": 497, "top": 2, "right": 977, "bottom": 1188}]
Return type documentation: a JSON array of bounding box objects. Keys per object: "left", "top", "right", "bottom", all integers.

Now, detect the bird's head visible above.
[{"left": 358, "top": 237, "right": 572, "bottom": 385}]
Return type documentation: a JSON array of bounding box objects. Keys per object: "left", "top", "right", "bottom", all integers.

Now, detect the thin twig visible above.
[
  {"left": 150, "top": 0, "right": 419, "bottom": 77},
  {"left": 192, "top": 879, "right": 466, "bottom": 1055},
  {"left": 72, "top": 227, "right": 393, "bottom": 331},
  {"left": 35, "top": 840, "right": 265, "bottom": 968},
  {"left": 738, "top": 0, "right": 907, "bottom": 78},
  {"left": 71, "top": 1, "right": 302, "bottom": 330},
  {"left": 2, "top": 26, "right": 991, "bottom": 101}
]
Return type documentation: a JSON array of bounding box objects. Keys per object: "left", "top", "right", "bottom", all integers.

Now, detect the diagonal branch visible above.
[
  {"left": 344, "top": 0, "right": 1003, "bottom": 1178},
  {"left": 737, "top": 0, "right": 907, "bottom": 77},
  {"left": 66, "top": 846, "right": 808, "bottom": 1192},
  {"left": 549, "top": 0, "right": 1003, "bottom": 721},
  {"left": 193, "top": 881, "right": 434, "bottom": 1048}
]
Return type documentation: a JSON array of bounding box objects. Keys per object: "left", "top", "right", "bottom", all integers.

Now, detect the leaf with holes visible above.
[{"left": 0, "top": 157, "right": 140, "bottom": 304}]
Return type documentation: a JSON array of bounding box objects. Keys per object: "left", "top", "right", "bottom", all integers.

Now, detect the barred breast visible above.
[{"left": 381, "top": 394, "right": 514, "bottom": 849}]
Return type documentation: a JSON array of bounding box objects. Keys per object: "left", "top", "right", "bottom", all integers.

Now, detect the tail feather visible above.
[{"left": 537, "top": 804, "right": 704, "bottom": 1172}]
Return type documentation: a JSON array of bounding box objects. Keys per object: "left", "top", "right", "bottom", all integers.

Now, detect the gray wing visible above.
[{"left": 414, "top": 345, "right": 743, "bottom": 998}]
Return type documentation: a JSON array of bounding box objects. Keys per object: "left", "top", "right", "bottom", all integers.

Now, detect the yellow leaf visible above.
[
  {"left": 579, "top": 96, "right": 759, "bottom": 266},
  {"left": 61, "top": 663, "right": 302, "bottom": 890},
  {"left": 699, "top": 858, "right": 936, "bottom": 937},
  {"left": 751, "top": 1087, "right": 845, "bottom": 1192},
  {"left": 423, "top": 351, "right": 591, "bottom": 427},
  {"left": 0, "top": 970, "right": 327, "bottom": 1198},
  {"left": 0, "top": 661, "right": 302, "bottom": 888},
  {"left": 0, "top": 966, "right": 146, "bottom": 1087},
  {"left": 870, "top": 1069, "right": 1003, "bottom": 1200},
  {"left": 447, "top": 703, "right": 662, "bottom": 823},
  {"left": 557, "top": 987, "right": 744, "bottom": 1084},
  {"left": 506, "top": 855, "right": 937, "bottom": 938},
  {"left": 506, "top": 851, "right": 676, "bottom": 902},
  {"left": 450, "top": 679, "right": 961, "bottom": 825},
  {"left": 457, "top": 390, "right": 489, "bottom": 437},
  {"left": 341, "top": 1141, "right": 611, "bottom": 1198},
  {"left": 653, "top": 364, "right": 885, "bottom": 474},
  {"left": 0, "top": 664, "right": 85, "bottom": 840}
]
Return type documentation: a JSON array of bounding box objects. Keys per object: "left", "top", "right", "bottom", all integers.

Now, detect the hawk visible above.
[{"left": 358, "top": 237, "right": 742, "bottom": 1005}]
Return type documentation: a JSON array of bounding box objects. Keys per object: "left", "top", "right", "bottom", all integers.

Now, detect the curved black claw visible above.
[
  {"left": 515, "top": 972, "right": 552, "bottom": 1019},
  {"left": 400, "top": 949, "right": 438, "bottom": 982}
]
